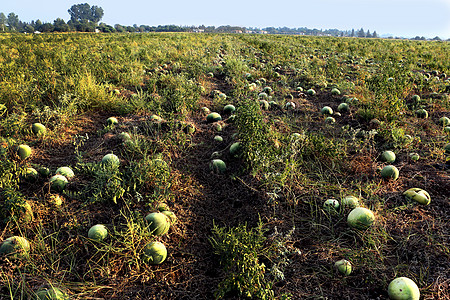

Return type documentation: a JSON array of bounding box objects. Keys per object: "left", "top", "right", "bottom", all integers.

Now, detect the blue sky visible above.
[{"left": 2, "top": 0, "right": 450, "bottom": 38}]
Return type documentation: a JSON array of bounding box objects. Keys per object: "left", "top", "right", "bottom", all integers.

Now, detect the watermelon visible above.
[
  {"left": 35, "top": 287, "right": 68, "bottom": 300},
  {"left": 258, "top": 92, "right": 268, "bottom": 100},
  {"left": 102, "top": 153, "right": 120, "bottom": 167},
  {"left": 403, "top": 188, "right": 431, "bottom": 205},
  {"left": 145, "top": 212, "right": 170, "bottom": 236},
  {"left": 0, "top": 236, "right": 30, "bottom": 258},
  {"left": 107, "top": 117, "right": 118, "bottom": 126},
  {"left": 260, "top": 100, "right": 269, "bottom": 110},
  {"left": 415, "top": 109, "right": 428, "bottom": 119},
  {"left": 325, "top": 117, "right": 336, "bottom": 124},
  {"left": 411, "top": 95, "right": 420, "bottom": 103},
  {"left": 229, "top": 142, "right": 241, "bottom": 157},
  {"left": 408, "top": 152, "right": 420, "bottom": 161},
  {"left": 49, "top": 175, "right": 68, "bottom": 192},
  {"left": 31, "top": 123, "right": 46, "bottom": 136},
  {"left": 341, "top": 196, "right": 359, "bottom": 208},
  {"left": 118, "top": 132, "right": 132, "bottom": 142},
  {"left": 321, "top": 106, "right": 333, "bottom": 115},
  {"left": 263, "top": 86, "right": 273, "bottom": 94},
  {"left": 334, "top": 259, "right": 352, "bottom": 275},
  {"left": 25, "top": 167, "right": 38, "bottom": 182},
  {"left": 307, "top": 89, "right": 316, "bottom": 96},
  {"left": 331, "top": 88, "right": 341, "bottom": 96},
  {"left": 223, "top": 104, "right": 236, "bottom": 114},
  {"left": 143, "top": 241, "right": 167, "bottom": 265},
  {"left": 17, "top": 144, "right": 32, "bottom": 160},
  {"left": 206, "top": 113, "right": 222, "bottom": 123},
  {"left": 323, "top": 199, "right": 339, "bottom": 211},
  {"left": 388, "top": 277, "right": 420, "bottom": 300},
  {"left": 88, "top": 224, "right": 108, "bottom": 242},
  {"left": 285, "top": 102, "right": 296, "bottom": 110},
  {"left": 56, "top": 167, "right": 75, "bottom": 179},
  {"left": 381, "top": 151, "right": 396, "bottom": 163},
  {"left": 381, "top": 165, "right": 399, "bottom": 180},
  {"left": 438, "top": 116, "right": 450, "bottom": 126},
  {"left": 337, "top": 103, "right": 349, "bottom": 113},
  {"left": 201, "top": 107, "right": 211, "bottom": 114},
  {"left": 210, "top": 159, "right": 226, "bottom": 174},
  {"left": 347, "top": 207, "right": 375, "bottom": 229}
]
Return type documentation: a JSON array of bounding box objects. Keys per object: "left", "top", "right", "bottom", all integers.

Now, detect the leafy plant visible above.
[{"left": 210, "top": 220, "right": 274, "bottom": 299}]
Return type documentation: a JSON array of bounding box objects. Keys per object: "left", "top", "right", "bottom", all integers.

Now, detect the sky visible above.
[{"left": 2, "top": 0, "right": 450, "bottom": 39}]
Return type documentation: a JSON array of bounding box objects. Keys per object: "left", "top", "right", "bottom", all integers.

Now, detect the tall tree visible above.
[
  {"left": 372, "top": 31, "right": 378, "bottom": 38},
  {"left": 68, "top": 3, "right": 103, "bottom": 23},
  {"left": 357, "top": 28, "right": 365, "bottom": 38},
  {"left": 366, "top": 30, "right": 371, "bottom": 38},
  {"left": 7, "top": 12, "right": 20, "bottom": 31},
  {"left": 53, "top": 18, "right": 69, "bottom": 32},
  {"left": 0, "top": 13, "right": 6, "bottom": 32}
]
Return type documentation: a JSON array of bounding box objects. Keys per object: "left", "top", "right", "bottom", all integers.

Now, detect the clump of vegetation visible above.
[{"left": 210, "top": 221, "right": 275, "bottom": 299}]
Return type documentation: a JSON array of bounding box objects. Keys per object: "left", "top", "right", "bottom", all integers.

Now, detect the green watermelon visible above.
[
  {"left": 206, "top": 113, "right": 222, "bottom": 123},
  {"left": 49, "top": 175, "right": 68, "bottom": 192},
  {"left": 56, "top": 167, "right": 75, "bottom": 179},
  {"left": 88, "top": 224, "right": 108, "bottom": 242},
  {"left": 403, "top": 188, "right": 431, "bottom": 205},
  {"left": 334, "top": 259, "right": 352, "bottom": 275},
  {"left": 223, "top": 104, "right": 236, "bottom": 114},
  {"left": 388, "top": 277, "right": 420, "bottom": 300},
  {"left": 341, "top": 196, "right": 359, "bottom": 208},
  {"left": 381, "top": 165, "right": 399, "bottom": 180},
  {"left": 145, "top": 212, "right": 170, "bottom": 236},
  {"left": 337, "top": 103, "right": 349, "bottom": 113},
  {"left": 143, "top": 241, "right": 167, "bottom": 265},
  {"left": 32, "top": 123, "right": 46, "bottom": 136},
  {"left": 381, "top": 151, "right": 396, "bottom": 163},
  {"left": 17, "top": 144, "right": 32, "bottom": 160},
  {"left": 35, "top": 287, "right": 68, "bottom": 300},
  {"left": 107, "top": 117, "right": 118, "bottom": 125},
  {"left": 0, "top": 236, "right": 30, "bottom": 258},
  {"left": 347, "top": 207, "right": 375, "bottom": 229},
  {"left": 210, "top": 159, "right": 226, "bottom": 174},
  {"left": 323, "top": 199, "right": 339, "bottom": 211},
  {"left": 229, "top": 142, "right": 241, "bottom": 157},
  {"left": 102, "top": 153, "right": 120, "bottom": 167}
]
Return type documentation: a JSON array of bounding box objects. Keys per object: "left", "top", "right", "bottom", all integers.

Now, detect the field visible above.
[{"left": 0, "top": 32, "right": 449, "bottom": 299}]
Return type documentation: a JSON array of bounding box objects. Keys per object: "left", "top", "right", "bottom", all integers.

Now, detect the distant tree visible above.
[
  {"left": 35, "top": 19, "right": 43, "bottom": 31},
  {"left": 0, "top": 13, "right": 6, "bottom": 32},
  {"left": 366, "top": 30, "right": 371, "bottom": 38},
  {"left": 357, "top": 28, "right": 365, "bottom": 38},
  {"left": 53, "top": 18, "right": 70, "bottom": 32},
  {"left": 351, "top": 29, "right": 355, "bottom": 37},
  {"left": 431, "top": 36, "right": 441, "bottom": 41},
  {"left": 68, "top": 3, "right": 104, "bottom": 23},
  {"left": 97, "top": 22, "right": 115, "bottom": 33},
  {"left": 372, "top": 31, "right": 378, "bottom": 38},
  {"left": 24, "top": 24, "right": 34, "bottom": 33},
  {"left": 114, "top": 24, "right": 125, "bottom": 32},
  {"left": 40, "top": 22, "right": 54, "bottom": 32},
  {"left": 7, "top": 12, "right": 20, "bottom": 31}
]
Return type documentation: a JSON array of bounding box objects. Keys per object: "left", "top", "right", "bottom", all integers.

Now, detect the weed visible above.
[{"left": 210, "top": 220, "right": 275, "bottom": 299}]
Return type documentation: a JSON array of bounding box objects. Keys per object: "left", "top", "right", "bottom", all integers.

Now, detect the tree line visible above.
[
  {"left": 0, "top": 3, "right": 446, "bottom": 40},
  {"left": 0, "top": 11, "right": 380, "bottom": 37}
]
